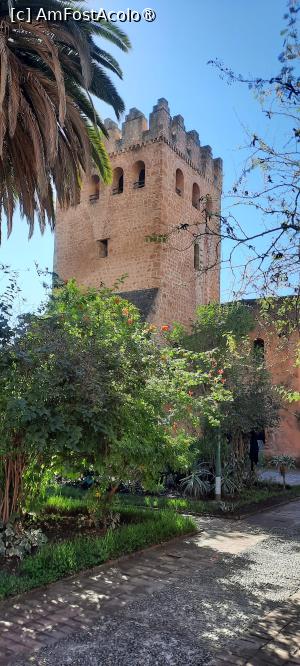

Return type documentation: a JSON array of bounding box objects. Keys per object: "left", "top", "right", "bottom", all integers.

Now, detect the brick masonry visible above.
[{"left": 54, "top": 98, "right": 222, "bottom": 328}]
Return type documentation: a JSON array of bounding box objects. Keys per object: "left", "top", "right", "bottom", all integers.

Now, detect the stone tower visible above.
[{"left": 54, "top": 98, "right": 223, "bottom": 326}]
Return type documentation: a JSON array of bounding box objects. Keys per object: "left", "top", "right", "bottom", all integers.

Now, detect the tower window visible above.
[
  {"left": 175, "top": 168, "right": 184, "bottom": 196},
  {"left": 97, "top": 239, "right": 109, "bottom": 258},
  {"left": 206, "top": 194, "right": 213, "bottom": 219},
  {"left": 133, "top": 160, "right": 146, "bottom": 189},
  {"left": 253, "top": 338, "right": 265, "bottom": 356},
  {"left": 112, "top": 167, "right": 124, "bottom": 195},
  {"left": 89, "top": 174, "right": 100, "bottom": 203},
  {"left": 194, "top": 243, "right": 200, "bottom": 270},
  {"left": 192, "top": 183, "right": 200, "bottom": 209}
]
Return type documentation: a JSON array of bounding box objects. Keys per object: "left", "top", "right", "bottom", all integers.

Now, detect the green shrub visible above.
[{"left": 0, "top": 511, "right": 195, "bottom": 600}]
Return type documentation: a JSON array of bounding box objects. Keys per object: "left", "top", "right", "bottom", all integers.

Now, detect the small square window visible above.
[{"left": 97, "top": 239, "right": 109, "bottom": 258}]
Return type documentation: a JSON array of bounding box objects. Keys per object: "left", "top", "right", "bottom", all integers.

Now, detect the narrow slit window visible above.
[
  {"left": 89, "top": 175, "right": 100, "bottom": 203},
  {"left": 192, "top": 183, "right": 200, "bottom": 209},
  {"left": 253, "top": 338, "right": 265, "bottom": 357},
  {"left": 97, "top": 239, "right": 108, "bottom": 258},
  {"left": 133, "top": 160, "right": 146, "bottom": 189},
  {"left": 112, "top": 167, "right": 124, "bottom": 195},
  {"left": 194, "top": 243, "right": 200, "bottom": 270},
  {"left": 175, "top": 169, "right": 184, "bottom": 196}
]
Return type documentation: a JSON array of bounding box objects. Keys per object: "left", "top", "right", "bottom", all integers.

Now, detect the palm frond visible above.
[{"left": 0, "top": 0, "right": 129, "bottom": 237}]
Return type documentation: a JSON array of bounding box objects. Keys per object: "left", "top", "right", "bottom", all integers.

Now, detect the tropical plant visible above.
[
  {"left": 270, "top": 454, "right": 296, "bottom": 489},
  {"left": 180, "top": 463, "right": 213, "bottom": 498},
  {"left": 221, "top": 462, "right": 241, "bottom": 497},
  {"left": 0, "top": 0, "right": 130, "bottom": 236}
]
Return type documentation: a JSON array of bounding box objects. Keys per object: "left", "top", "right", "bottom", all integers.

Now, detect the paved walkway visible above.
[
  {"left": 0, "top": 501, "right": 299, "bottom": 665},
  {"left": 259, "top": 469, "right": 300, "bottom": 486},
  {"left": 212, "top": 590, "right": 300, "bottom": 665}
]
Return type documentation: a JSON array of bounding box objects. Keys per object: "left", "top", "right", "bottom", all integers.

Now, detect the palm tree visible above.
[{"left": 0, "top": 0, "right": 130, "bottom": 238}]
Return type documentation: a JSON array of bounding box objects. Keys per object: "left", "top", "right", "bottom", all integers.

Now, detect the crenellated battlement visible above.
[{"left": 104, "top": 98, "right": 223, "bottom": 188}]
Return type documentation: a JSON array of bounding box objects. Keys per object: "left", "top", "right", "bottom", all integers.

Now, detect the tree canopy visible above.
[{"left": 0, "top": 280, "right": 230, "bottom": 522}]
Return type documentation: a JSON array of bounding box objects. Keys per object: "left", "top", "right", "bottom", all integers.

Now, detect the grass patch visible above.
[
  {"left": 41, "top": 482, "right": 300, "bottom": 520},
  {"left": 0, "top": 511, "right": 195, "bottom": 601},
  {"left": 43, "top": 494, "right": 90, "bottom": 515},
  {"left": 47, "top": 485, "right": 88, "bottom": 500},
  {"left": 113, "top": 494, "right": 211, "bottom": 514},
  {"left": 232, "top": 484, "right": 300, "bottom": 509},
  {"left": 114, "top": 484, "right": 300, "bottom": 515}
]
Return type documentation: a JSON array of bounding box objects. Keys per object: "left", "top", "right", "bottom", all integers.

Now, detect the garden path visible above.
[
  {"left": 0, "top": 500, "right": 299, "bottom": 666},
  {"left": 259, "top": 469, "right": 300, "bottom": 486}
]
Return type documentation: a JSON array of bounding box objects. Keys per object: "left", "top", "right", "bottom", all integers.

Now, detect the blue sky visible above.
[{"left": 0, "top": 0, "right": 287, "bottom": 312}]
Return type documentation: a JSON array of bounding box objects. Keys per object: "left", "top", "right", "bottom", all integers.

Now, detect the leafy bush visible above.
[{"left": 0, "top": 511, "right": 195, "bottom": 600}]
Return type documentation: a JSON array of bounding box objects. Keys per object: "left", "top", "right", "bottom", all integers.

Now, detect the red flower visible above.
[
  {"left": 127, "top": 318, "right": 133, "bottom": 325},
  {"left": 161, "top": 325, "right": 170, "bottom": 332},
  {"left": 218, "top": 369, "right": 224, "bottom": 375}
]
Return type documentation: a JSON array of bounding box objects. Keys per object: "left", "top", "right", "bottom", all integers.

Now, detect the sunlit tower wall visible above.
[{"left": 54, "top": 98, "right": 223, "bottom": 326}]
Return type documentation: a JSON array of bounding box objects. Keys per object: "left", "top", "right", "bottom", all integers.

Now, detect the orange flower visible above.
[
  {"left": 127, "top": 318, "right": 133, "bottom": 325},
  {"left": 161, "top": 324, "right": 170, "bottom": 332},
  {"left": 218, "top": 369, "right": 224, "bottom": 375},
  {"left": 122, "top": 307, "right": 129, "bottom": 316}
]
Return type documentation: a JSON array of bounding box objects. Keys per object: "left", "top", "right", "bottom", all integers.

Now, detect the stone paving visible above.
[
  {"left": 259, "top": 469, "right": 300, "bottom": 487},
  {"left": 211, "top": 590, "right": 300, "bottom": 665},
  {"left": 0, "top": 500, "right": 299, "bottom": 665}
]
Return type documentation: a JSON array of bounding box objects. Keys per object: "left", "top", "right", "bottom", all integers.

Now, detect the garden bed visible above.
[
  {"left": 0, "top": 509, "right": 195, "bottom": 601},
  {"left": 113, "top": 484, "right": 300, "bottom": 518}
]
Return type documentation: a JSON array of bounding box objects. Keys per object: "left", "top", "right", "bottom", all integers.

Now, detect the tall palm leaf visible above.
[{"left": 0, "top": 0, "right": 130, "bottom": 238}]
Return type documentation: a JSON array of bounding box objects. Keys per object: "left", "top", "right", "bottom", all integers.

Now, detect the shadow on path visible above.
[{"left": 0, "top": 500, "right": 298, "bottom": 666}]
